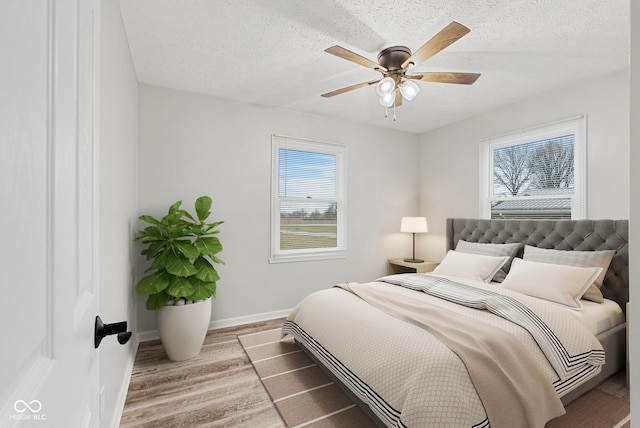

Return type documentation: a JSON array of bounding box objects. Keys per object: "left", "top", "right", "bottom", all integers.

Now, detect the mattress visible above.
[
  {"left": 487, "top": 280, "right": 625, "bottom": 336},
  {"left": 569, "top": 298, "right": 625, "bottom": 335}
]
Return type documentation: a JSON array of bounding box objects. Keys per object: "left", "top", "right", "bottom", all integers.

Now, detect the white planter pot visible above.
[{"left": 156, "top": 298, "right": 212, "bottom": 361}]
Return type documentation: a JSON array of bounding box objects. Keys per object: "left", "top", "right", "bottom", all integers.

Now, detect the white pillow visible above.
[
  {"left": 501, "top": 258, "right": 602, "bottom": 310},
  {"left": 522, "top": 245, "right": 615, "bottom": 303},
  {"left": 454, "top": 241, "right": 521, "bottom": 282},
  {"left": 432, "top": 250, "right": 509, "bottom": 283}
]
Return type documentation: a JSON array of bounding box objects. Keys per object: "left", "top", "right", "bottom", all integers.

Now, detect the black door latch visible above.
[{"left": 94, "top": 316, "right": 132, "bottom": 348}]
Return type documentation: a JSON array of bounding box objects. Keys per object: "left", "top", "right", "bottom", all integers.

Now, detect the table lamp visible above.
[{"left": 400, "top": 217, "right": 428, "bottom": 263}]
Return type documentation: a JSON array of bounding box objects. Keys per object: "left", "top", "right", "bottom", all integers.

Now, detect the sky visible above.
[{"left": 279, "top": 148, "right": 337, "bottom": 215}]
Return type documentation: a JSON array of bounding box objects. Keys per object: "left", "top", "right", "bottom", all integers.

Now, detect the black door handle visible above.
[{"left": 94, "top": 316, "right": 132, "bottom": 348}]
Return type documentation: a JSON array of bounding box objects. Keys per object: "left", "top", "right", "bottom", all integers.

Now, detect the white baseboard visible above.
[{"left": 137, "top": 308, "right": 292, "bottom": 343}]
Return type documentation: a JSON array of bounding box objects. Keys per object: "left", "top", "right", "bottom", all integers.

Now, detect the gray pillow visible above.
[
  {"left": 454, "top": 241, "right": 521, "bottom": 282},
  {"left": 522, "top": 245, "right": 615, "bottom": 303}
]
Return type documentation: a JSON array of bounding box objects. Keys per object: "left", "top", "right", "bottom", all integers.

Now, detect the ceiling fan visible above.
[{"left": 321, "top": 21, "right": 480, "bottom": 111}]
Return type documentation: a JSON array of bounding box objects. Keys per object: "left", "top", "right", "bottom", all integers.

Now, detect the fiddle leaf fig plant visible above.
[{"left": 134, "top": 196, "right": 224, "bottom": 310}]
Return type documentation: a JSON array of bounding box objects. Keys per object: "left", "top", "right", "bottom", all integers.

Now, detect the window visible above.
[
  {"left": 270, "top": 135, "right": 346, "bottom": 262},
  {"left": 480, "top": 116, "right": 586, "bottom": 220}
]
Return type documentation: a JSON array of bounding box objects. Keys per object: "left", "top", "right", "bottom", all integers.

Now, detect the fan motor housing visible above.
[{"left": 377, "top": 46, "right": 411, "bottom": 71}]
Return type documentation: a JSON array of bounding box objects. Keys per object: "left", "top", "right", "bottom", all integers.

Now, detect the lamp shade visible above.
[
  {"left": 376, "top": 77, "right": 395, "bottom": 96},
  {"left": 379, "top": 91, "right": 395, "bottom": 107},
  {"left": 399, "top": 80, "right": 420, "bottom": 101},
  {"left": 400, "top": 217, "right": 428, "bottom": 233}
]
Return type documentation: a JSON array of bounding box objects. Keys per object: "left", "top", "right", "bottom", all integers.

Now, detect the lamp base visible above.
[{"left": 403, "top": 258, "right": 424, "bottom": 263}]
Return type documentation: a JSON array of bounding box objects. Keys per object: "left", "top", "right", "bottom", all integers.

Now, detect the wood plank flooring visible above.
[{"left": 120, "top": 318, "right": 287, "bottom": 428}]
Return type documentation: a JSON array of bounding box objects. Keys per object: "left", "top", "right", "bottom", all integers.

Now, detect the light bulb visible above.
[
  {"left": 376, "top": 77, "right": 395, "bottom": 96},
  {"left": 400, "top": 80, "right": 420, "bottom": 101},
  {"left": 379, "top": 91, "right": 395, "bottom": 107}
]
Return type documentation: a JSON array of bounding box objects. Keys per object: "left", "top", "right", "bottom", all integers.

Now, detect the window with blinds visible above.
[
  {"left": 270, "top": 135, "right": 346, "bottom": 262},
  {"left": 480, "top": 117, "right": 586, "bottom": 220}
]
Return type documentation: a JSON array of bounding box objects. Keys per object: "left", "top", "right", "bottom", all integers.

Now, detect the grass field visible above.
[{"left": 280, "top": 224, "right": 337, "bottom": 250}]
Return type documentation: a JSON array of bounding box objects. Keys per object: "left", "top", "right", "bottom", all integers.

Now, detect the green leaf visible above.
[
  {"left": 138, "top": 215, "right": 162, "bottom": 226},
  {"left": 136, "top": 271, "right": 171, "bottom": 295},
  {"left": 143, "top": 241, "right": 165, "bottom": 259},
  {"left": 195, "top": 196, "right": 212, "bottom": 222},
  {"left": 189, "top": 224, "right": 206, "bottom": 236},
  {"left": 134, "top": 225, "right": 164, "bottom": 241},
  {"left": 146, "top": 292, "right": 170, "bottom": 310},
  {"left": 164, "top": 248, "right": 198, "bottom": 277},
  {"left": 151, "top": 248, "right": 170, "bottom": 267},
  {"left": 167, "top": 224, "right": 188, "bottom": 239},
  {"left": 194, "top": 257, "right": 220, "bottom": 282},
  {"left": 168, "top": 200, "right": 183, "bottom": 215},
  {"left": 143, "top": 225, "right": 164, "bottom": 236},
  {"left": 173, "top": 240, "right": 199, "bottom": 259},
  {"left": 194, "top": 237, "right": 222, "bottom": 256},
  {"left": 166, "top": 276, "right": 195, "bottom": 297},
  {"left": 201, "top": 229, "right": 220, "bottom": 235},
  {"left": 205, "top": 220, "right": 224, "bottom": 230},
  {"left": 180, "top": 209, "right": 196, "bottom": 222},
  {"left": 210, "top": 254, "right": 226, "bottom": 265},
  {"left": 162, "top": 212, "right": 185, "bottom": 227},
  {"left": 137, "top": 235, "right": 165, "bottom": 243},
  {"left": 188, "top": 277, "right": 216, "bottom": 300}
]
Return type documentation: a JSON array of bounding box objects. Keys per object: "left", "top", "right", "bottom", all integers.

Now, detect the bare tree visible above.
[
  {"left": 493, "top": 145, "right": 532, "bottom": 196},
  {"left": 528, "top": 140, "right": 574, "bottom": 189}
]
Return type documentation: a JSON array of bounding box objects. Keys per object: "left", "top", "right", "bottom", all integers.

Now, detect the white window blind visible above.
[
  {"left": 480, "top": 116, "right": 586, "bottom": 220},
  {"left": 270, "top": 135, "right": 346, "bottom": 262}
]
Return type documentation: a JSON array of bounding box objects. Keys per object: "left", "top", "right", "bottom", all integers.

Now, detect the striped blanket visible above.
[{"left": 283, "top": 273, "right": 604, "bottom": 427}]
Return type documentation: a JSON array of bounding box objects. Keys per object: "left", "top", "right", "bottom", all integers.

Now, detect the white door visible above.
[{"left": 1, "top": 0, "right": 101, "bottom": 426}]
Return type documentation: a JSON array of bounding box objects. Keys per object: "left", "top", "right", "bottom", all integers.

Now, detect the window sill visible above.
[{"left": 269, "top": 250, "right": 346, "bottom": 264}]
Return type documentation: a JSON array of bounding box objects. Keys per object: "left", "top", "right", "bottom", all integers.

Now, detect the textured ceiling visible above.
[{"left": 119, "top": 0, "right": 629, "bottom": 134}]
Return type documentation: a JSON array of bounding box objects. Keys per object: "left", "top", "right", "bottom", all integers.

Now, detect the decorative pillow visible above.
[
  {"left": 432, "top": 250, "right": 509, "bottom": 283},
  {"left": 454, "top": 241, "right": 521, "bottom": 282},
  {"left": 501, "top": 258, "right": 602, "bottom": 309},
  {"left": 523, "top": 245, "right": 615, "bottom": 303}
]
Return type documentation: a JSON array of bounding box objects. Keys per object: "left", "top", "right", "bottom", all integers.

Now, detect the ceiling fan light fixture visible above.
[
  {"left": 321, "top": 22, "right": 479, "bottom": 121},
  {"left": 400, "top": 80, "right": 420, "bottom": 101},
  {"left": 379, "top": 91, "right": 395, "bottom": 108},
  {"left": 376, "top": 77, "right": 395, "bottom": 96}
]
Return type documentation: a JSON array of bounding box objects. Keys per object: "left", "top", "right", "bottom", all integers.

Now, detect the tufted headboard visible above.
[{"left": 446, "top": 218, "right": 629, "bottom": 313}]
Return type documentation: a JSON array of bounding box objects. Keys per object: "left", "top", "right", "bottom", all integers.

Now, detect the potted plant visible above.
[{"left": 134, "top": 195, "right": 224, "bottom": 361}]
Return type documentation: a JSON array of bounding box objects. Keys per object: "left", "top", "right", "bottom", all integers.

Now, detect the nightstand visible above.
[{"left": 388, "top": 258, "right": 439, "bottom": 275}]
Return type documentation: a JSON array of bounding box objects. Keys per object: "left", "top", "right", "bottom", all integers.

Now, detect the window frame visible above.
[
  {"left": 270, "top": 134, "right": 347, "bottom": 263},
  {"left": 480, "top": 116, "right": 587, "bottom": 220}
]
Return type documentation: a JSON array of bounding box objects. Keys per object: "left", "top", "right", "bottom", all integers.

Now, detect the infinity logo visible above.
[{"left": 14, "top": 400, "right": 42, "bottom": 413}]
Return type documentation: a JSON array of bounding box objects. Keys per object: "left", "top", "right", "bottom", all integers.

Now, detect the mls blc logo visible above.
[{"left": 10, "top": 400, "right": 46, "bottom": 421}]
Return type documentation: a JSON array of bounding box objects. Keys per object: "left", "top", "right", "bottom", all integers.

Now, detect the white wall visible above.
[
  {"left": 417, "top": 70, "right": 630, "bottom": 262},
  {"left": 136, "top": 84, "right": 419, "bottom": 333},
  {"left": 99, "top": 1, "right": 139, "bottom": 427}
]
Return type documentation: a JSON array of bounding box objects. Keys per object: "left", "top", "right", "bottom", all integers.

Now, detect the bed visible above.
[{"left": 282, "top": 218, "right": 628, "bottom": 428}]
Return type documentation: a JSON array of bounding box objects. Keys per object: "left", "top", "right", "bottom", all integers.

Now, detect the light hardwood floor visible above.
[{"left": 120, "top": 318, "right": 287, "bottom": 428}]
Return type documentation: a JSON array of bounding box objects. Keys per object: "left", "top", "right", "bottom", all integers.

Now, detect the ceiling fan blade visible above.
[
  {"left": 407, "top": 72, "right": 481, "bottom": 85},
  {"left": 401, "top": 21, "right": 471, "bottom": 69},
  {"left": 321, "top": 79, "right": 380, "bottom": 98},
  {"left": 325, "top": 45, "right": 385, "bottom": 71}
]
